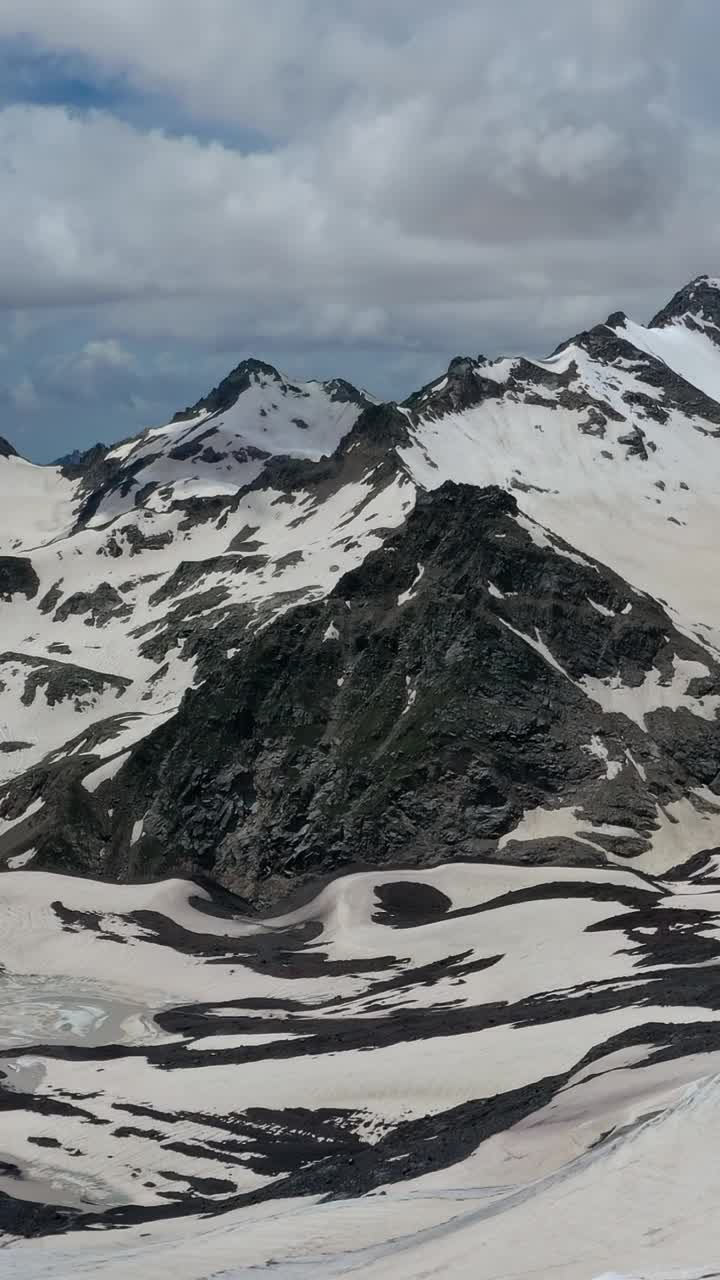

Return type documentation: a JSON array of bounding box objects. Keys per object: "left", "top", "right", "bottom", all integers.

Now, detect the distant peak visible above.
[
  {"left": 320, "top": 377, "right": 370, "bottom": 407},
  {"left": 233, "top": 357, "right": 283, "bottom": 380},
  {"left": 649, "top": 275, "right": 720, "bottom": 332},
  {"left": 447, "top": 355, "right": 477, "bottom": 374},
  {"left": 0, "top": 436, "right": 18, "bottom": 459},
  {"left": 172, "top": 357, "right": 283, "bottom": 422}
]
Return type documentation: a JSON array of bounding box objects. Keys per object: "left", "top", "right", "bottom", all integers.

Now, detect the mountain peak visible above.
[
  {"left": 172, "top": 357, "right": 283, "bottom": 422},
  {"left": 649, "top": 274, "right": 720, "bottom": 332},
  {"left": 0, "top": 436, "right": 18, "bottom": 459}
]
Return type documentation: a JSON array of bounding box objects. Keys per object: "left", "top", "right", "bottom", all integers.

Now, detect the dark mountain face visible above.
[
  {"left": 57, "top": 443, "right": 110, "bottom": 482},
  {"left": 0, "top": 437, "right": 18, "bottom": 459},
  {"left": 6, "top": 479, "right": 718, "bottom": 907},
  {"left": 649, "top": 274, "right": 720, "bottom": 336}
]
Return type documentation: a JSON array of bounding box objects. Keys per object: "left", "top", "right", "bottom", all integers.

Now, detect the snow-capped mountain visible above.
[
  {"left": 3, "top": 277, "right": 720, "bottom": 1275},
  {"left": 3, "top": 278, "right": 720, "bottom": 889}
]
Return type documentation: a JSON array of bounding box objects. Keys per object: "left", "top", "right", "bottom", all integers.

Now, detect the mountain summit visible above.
[{"left": 649, "top": 272, "right": 720, "bottom": 332}]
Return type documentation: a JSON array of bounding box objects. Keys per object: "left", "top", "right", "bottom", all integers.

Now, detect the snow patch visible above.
[
  {"left": 7, "top": 847, "right": 36, "bottom": 869},
  {"left": 81, "top": 752, "right": 131, "bottom": 794},
  {"left": 498, "top": 619, "right": 573, "bottom": 682},
  {"left": 582, "top": 656, "right": 720, "bottom": 728},
  {"left": 0, "top": 797, "right": 44, "bottom": 838},
  {"left": 582, "top": 736, "right": 623, "bottom": 780},
  {"left": 398, "top": 563, "right": 425, "bottom": 607},
  {"left": 587, "top": 598, "right": 615, "bottom": 618},
  {"left": 402, "top": 674, "right": 417, "bottom": 716}
]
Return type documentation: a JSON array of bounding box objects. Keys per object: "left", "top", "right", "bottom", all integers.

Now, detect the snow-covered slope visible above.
[
  {"left": 401, "top": 285, "right": 720, "bottom": 635},
  {"left": 0, "top": 452, "right": 78, "bottom": 551},
  {"left": 0, "top": 362, "right": 406, "bottom": 789},
  {"left": 88, "top": 361, "right": 372, "bottom": 522},
  {"left": 3, "top": 859, "right": 720, "bottom": 1277}
]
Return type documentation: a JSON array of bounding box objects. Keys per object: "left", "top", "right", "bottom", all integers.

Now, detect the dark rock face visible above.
[
  {"left": 323, "top": 377, "right": 369, "bottom": 407},
  {"left": 0, "top": 437, "right": 18, "bottom": 459},
  {"left": 617, "top": 425, "right": 649, "bottom": 460},
  {"left": 103, "top": 525, "right": 174, "bottom": 557},
  {"left": 57, "top": 443, "right": 109, "bottom": 480},
  {"left": 403, "top": 357, "right": 502, "bottom": 420},
  {"left": 38, "top": 581, "right": 64, "bottom": 615},
  {"left": 0, "top": 557, "right": 39, "bottom": 601},
  {"left": 649, "top": 274, "right": 720, "bottom": 335},
  {"left": 53, "top": 583, "right": 131, "bottom": 627},
  {"left": 22, "top": 481, "right": 716, "bottom": 906},
  {"left": 0, "top": 653, "right": 131, "bottom": 710},
  {"left": 168, "top": 426, "right": 221, "bottom": 462}
]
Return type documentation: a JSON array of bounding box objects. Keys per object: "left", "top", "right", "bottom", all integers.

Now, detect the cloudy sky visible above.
[{"left": 1, "top": 1, "right": 719, "bottom": 459}]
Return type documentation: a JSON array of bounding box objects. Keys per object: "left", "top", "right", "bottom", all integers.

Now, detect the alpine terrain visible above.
[{"left": 2, "top": 277, "right": 720, "bottom": 1277}]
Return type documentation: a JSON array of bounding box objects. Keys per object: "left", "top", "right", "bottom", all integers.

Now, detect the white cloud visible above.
[
  {"left": 74, "top": 338, "right": 135, "bottom": 370},
  {"left": 45, "top": 336, "right": 137, "bottom": 400},
  {"left": 10, "top": 375, "right": 39, "bottom": 411}
]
